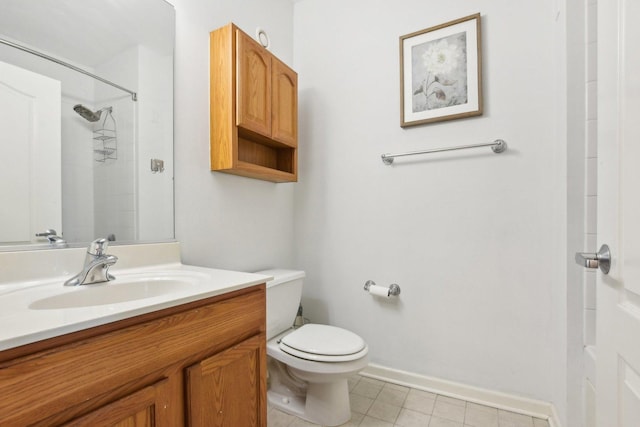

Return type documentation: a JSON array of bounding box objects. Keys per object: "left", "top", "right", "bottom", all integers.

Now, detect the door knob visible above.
[{"left": 575, "top": 244, "right": 611, "bottom": 274}]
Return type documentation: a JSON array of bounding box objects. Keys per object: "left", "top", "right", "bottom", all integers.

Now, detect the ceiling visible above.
[{"left": 0, "top": 0, "right": 174, "bottom": 67}]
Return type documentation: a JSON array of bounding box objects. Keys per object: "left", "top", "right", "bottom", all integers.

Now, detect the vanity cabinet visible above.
[
  {"left": 0, "top": 285, "right": 267, "bottom": 427},
  {"left": 210, "top": 23, "right": 298, "bottom": 182},
  {"left": 187, "top": 335, "right": 263, "bottom": 426},
  {"left": 62, "top": 380, "right": 168, "bottom": 427}
]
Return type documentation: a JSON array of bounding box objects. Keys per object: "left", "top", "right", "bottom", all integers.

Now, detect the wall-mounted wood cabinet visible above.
[{"left": 210, "top": 23, "right": 298, "bottom": 183}]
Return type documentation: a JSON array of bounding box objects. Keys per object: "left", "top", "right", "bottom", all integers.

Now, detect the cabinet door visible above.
[
  {"left": 186, "top": 335, "right": 266, "bottom": 427},
  {"left": 62, "top": 379, "right": 168, "bottom": 427},
  {"left": 271, "top": 57, "right": 298, "bottom": 146},
  {"left": 236, "top": 30, "right": 271, "bottom": 138}
]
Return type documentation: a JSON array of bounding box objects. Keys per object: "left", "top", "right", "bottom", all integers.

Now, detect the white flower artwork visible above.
[
  {"left": 411, "top": 32, "right": 468, "bottom": 113},
  {"left": 400, "top": 14, "right": 482, "bottom": 127}
]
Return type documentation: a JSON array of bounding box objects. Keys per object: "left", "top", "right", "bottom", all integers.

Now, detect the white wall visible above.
[
  {"left": 171, "top": 0, "right": 296, "bottom": 271},
  {"left": 293, "top": 0, "right": 569, "bottom": 418},
  {"left": 169, "top": 0, "right": 585, "bottom": 422}
]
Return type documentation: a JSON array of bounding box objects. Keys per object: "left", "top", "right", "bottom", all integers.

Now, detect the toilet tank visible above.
[{"left": 255, "top": 269, "right": 306, "bottom": 340}]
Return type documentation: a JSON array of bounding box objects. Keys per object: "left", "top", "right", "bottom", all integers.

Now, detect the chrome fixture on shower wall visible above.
[
  {"left": 0, "top": 37, "right": 138, "bottom": 101},
  {"left": 92, "top": 107, "right": 117, "bottom": 162},
  {"left": 74, "top": 105, "right": 118, "bottom": 162},
  {"left": 73, "top": 104, "right": 104, "bottom": 122}
]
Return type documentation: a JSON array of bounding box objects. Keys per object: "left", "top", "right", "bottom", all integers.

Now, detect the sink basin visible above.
[
  {"left": 0, "top": 242, "right": 273, "bottom": 352},
  {"left": 29, "top": 272, "right": 206, "bottom": 310}
]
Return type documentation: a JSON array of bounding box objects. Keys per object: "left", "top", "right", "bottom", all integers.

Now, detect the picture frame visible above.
[{"left": 400, "top": 13, "right": 482, "bottom": 127}]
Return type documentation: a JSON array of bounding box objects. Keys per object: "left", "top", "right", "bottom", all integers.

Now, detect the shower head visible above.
[{"left": 73, "top": 104, "right": 103, "bottom": 122}]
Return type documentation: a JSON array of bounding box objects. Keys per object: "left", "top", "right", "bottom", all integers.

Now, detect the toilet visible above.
[{"left": 257, "top": 269, "right": 369, "bottom": 427}]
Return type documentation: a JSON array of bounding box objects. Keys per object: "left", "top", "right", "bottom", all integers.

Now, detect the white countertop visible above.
[{"left": 0, "top": 243, "right": 272, "bottom": 352}]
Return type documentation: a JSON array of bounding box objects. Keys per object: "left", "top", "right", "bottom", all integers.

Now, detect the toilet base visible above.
[{"left": 268, "top": 379, "right": 352, "bottom": 426}]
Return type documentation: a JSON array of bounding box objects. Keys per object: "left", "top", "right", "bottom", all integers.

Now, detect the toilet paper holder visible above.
[{"left": 364, "top": 280, "right": 401, "bottom": 296}]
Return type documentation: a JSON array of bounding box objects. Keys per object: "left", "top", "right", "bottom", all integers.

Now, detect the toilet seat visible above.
[{"left": 279, "top": 324, "right": 368, "bottom": 362}]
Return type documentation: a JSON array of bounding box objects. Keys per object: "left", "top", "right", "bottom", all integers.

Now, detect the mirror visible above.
[{"left": 0, "top": 0, "right": 175, "bottom": 250}]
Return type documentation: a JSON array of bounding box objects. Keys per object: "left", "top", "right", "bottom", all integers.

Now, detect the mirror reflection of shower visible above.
[
  {"left": 73, "top": 105, "right": 118, "bottom": 162},
  {"left": 73, "top": 104, "right": 107, "bottom": 122}
]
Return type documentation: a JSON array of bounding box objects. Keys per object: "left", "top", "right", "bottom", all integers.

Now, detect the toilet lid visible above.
[{"left": 279, "top": 324, "right": 368, "bottom": 362}]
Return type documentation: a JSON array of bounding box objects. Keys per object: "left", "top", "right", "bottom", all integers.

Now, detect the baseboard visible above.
[{"left": 360, "top": 363, "right": 563, "bottom": 427}]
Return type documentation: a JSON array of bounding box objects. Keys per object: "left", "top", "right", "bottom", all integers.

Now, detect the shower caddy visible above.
[{"left": 93, "top": 107, "right": 117, "bottom": 162}]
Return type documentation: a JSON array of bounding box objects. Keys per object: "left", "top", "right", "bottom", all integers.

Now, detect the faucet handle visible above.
[{"left": 88, "top": 238, "right": 109, "bottom": 256}]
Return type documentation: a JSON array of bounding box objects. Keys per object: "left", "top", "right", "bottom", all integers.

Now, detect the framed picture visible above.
[{"left": 400, "top": 13, "right": 482, "bottom": 127}]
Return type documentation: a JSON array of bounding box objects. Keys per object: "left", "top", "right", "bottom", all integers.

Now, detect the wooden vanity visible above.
[{"left": 0, "top": 284, "right": 267, "bottom": 426}]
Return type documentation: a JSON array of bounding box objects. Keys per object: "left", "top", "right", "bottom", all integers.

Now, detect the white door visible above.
[
  {"left": 0, "top": 60, "right": 61, "bottom": 244},
  {"left": 595, "top": 0, "right": 640, "bottom": 425}
]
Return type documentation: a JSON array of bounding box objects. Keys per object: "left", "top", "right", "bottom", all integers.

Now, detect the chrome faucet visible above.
[
  {"left": 64, "top": 238, "right": 118, "bottom": 286},
  {"left": 35, "top": 229, "right": 67, "bottom": 248}
]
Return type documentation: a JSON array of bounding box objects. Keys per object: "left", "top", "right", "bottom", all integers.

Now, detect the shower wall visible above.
[
  {"left": 94, "top": 46, "right": 138, "bottom": 242},
  {"left": 62, "top": 91, "right": 96, "bottom": 242},
  {"left": 94, "top": 43, "right": 174, "bottom": 243},
  {"left": 136, "top": 46, "right": 174, "bottom": 241}
]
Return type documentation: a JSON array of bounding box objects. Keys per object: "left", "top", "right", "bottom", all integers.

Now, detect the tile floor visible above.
[{"left": 268, "top": 375, "right": 551, "bottom": 427}]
